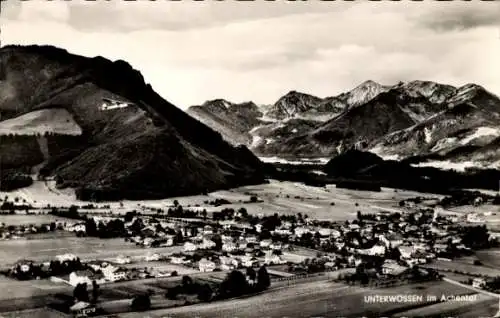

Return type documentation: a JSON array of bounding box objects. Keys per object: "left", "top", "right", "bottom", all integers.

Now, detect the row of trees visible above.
[
  {"left": 460, "top": 225, "right": 496, "bottom": 249},
  {"left": 340, "top": 265, "right": 442, "bottom": 286},
  {"left": 164, "top": 266, "right": 271, "bottom": 305},
  {"left": 84, "top": 217, "right": 126, "bottom": 238},
  {"left": 49, "top": 206, "right": 129, "bottom": 238},
  {"left": 8, "top": 258, "right": 85, "bottom": 280},
  {"left": 73, "top": 280, "right": 100, "bottom": 304},
  {"left": 127, "top": 267, "right": 272, "bottom": 313}
]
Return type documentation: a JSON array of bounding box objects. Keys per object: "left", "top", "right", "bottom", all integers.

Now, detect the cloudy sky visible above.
[{"left": 2, "top": 0, "right": 500, "bottom": 108}]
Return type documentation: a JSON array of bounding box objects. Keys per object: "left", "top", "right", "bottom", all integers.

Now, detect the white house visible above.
[
  {"left": 335, "top": 242, "right": 346, "bottom": 250},
  {"left": 115, "top": 255, "right": 132, "bottom": 264},
  {"left": 68, "top": 223, "right": 86, "bottom": 233},
  {"left": 347, "top": 255, "right": 362, "bottom": 267},
  {"left": 203, "top": 225, "right": 214, "bottom": 235},
  {"left": 221, "top": 263, "right": 236, "bottom": 271},
  {"left": 265, "top": 253, "right": 286, "bottom": 265},
  {"left": 467, "top": 213, "right": 484, "bottom": 223},
  {"left": 281, "top": 221, "right": 293, "bottom": 229},
  {"left": 15, "top": 260, "right": 33, "bottom": 274},
  {"left": 56, "top": 253, "right": 78, "bottom": 262},
  {"left": 349, "top": 224, "right": 360, "bottom": 231},
  {"left": 200, "top": 238, "right": 216, "bottom": 250},
  {"left": 472, "top": 277, "right": 486, "bottom": 288},
  {"left": 294, "top": 227, "right": 311, "bottom": 237},
  {"left": 145, "top": 253, "right": 160, "bottom": 262},
  {"left": 273, "top": 228, "right": 292, "bottom": 236},
  {"left": 381, "top": 261, "right": 408, "bottom": 276},
  {"left": 330, "top": 229, "right": 342, "bottom": 239},
  {"left": 220, "top": 256, "right": 239, "bottom": 270},
  {"left": 184, "top": 242, "right": 198, "bottom": 252},
  {"left": 270, "top": 242, "right": 283, "bottom": 251},
  {"left": 413, "top": 243, "right": 427, "bottom": 251},
  {"left": 433, "top": 243, "right": 448, "bottom": 252},
  {"left": 69, "top": 270, "right": 96, "bottom": 287},
  {"left": 159, "top": 235, "right": 175, "bottom": 247},
  {"left": 143, "top": 237, "right": 154, "bottom": 247},
  {"left": 70, "top": 301, "right": 96, "bottom": 317},
  {"left": 101, "top": 264, "right": 127, "bottom": 282},
  {"left": 260, "top": 239, "right": 272, "bottom": 248},
  {"left": 378, "top": 234, "right": 403, "bottom": 248},
  {"left": 398, "top": 246, "right": 414, "bottom": 259},
  {"left": 170, "top": 256, "right": 186, "bottom": 264},
  {"left": 237, "top": 239, "right": 249, "bottom": 250},
  {"left": 199, "top": 259, "right": 217, "bottom": 272},
  {"left": 222, "top": 241, "right": 238, "bottom": 253},
  {"left": 360, "top": 245, "right": 385, "bottom": 256},
  {"left": 245, "top": 235, "right": 258, "bottom": 243},
  {"left": 451, "top": 237, "right": 461, "bottom": 245},
  {"left": 255, "top": 224, "right": 263, "bottom": 233},
  {"left": 87, "top": 263, "right": 101, "bottom": 272},
  {"left": 325, "top": 262, "right": 336, "bottom": 270},
  {"left": 220, "top": 220, "right": 237, "bottom": 229},
  {"left": 241, "top": 256, "right": 259, "bottom": 268}
]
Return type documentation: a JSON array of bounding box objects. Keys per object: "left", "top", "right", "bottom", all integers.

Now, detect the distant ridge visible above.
[{"left": 187, "top": 79, "right": 500, "bottom": 170}]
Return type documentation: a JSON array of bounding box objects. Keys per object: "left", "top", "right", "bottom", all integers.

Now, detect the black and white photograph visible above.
[{"left": 1, "top": 0, "right": 500, "bottom": 317}]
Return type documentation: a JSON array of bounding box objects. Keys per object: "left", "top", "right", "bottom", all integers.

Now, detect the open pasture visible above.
[
  {"left": 2, "top": 180, "right": 438, "bottom": 222},
  {"left": 426, "top": 259, "right": 500, "bottom": 278},
  {"left": 0, "top": 237, "right": 183, "bottom": 267},
  {"left": 0, "top": 214, "right": 74, "bottom": 226}
]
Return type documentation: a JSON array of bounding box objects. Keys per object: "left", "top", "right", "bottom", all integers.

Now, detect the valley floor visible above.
[{"left": 0, "top": 179, "right": 441, "bottom": 221}]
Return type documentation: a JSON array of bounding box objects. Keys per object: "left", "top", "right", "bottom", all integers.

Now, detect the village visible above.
[{"left": 0, "top": 188, "right": 500, "bottom": 317}]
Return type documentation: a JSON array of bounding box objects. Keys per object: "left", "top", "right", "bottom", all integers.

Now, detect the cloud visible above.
[
  {"left": 410, "top": 2, "right": 500, "bottom": 31},
  {"left": 1, "top": 1, "right": 499, "bottom": 108},
  {"left": 1, "top": 0, "right": 70, "bottom": 23},
  {"left": 63, "top": 0, "right": 353, "bottom": 33}
]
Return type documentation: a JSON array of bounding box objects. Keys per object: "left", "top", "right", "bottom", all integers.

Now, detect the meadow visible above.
[
  {"left": 0, "top": 214, "right": 74, "bottom": 226},
  {"left": 425, "top": 259, "right": 500, "bottom": 278},
  {"left": 1, "top": 180, "right": 438, "bottom": 222},
  {"left": 0, "top": 237, "right": 183, "bottom": 267}
]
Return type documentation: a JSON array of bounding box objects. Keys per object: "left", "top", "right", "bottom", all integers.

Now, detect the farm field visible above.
[
  {"left": 121, "top": 261, "right": 198, "bottom": 275},
  {"left": 1, "top": 180, "right": 439, "bottom": 221},
  {"left": 394, "top": 293, "right": 497, "bottom": 318},
  {"left": 0, "top": 214, "right": 75, "bottom": 226},
  {"left": 0, "top": 237, "right": 183, "bottom": 267},
  {"left": 0, "top": 269, "right": 226, "bottom": 312},
  {"left": 425, "top": 259, "right": 500, "bottom": 278},
  {"left": 446, "top": 204, "right": 500, "bottom": 216},
  {"left": 443, "top": 204, "right": 500, "bottom": 229},
  {"left": 442, "top": 271, "right": 477, "bottom": 283},
  {"left": 475, "top": 248, "right": 500, "bottom": 269},
  {"left": 120, "top": 279, "right": 485, "bottom": 318},
  {"left": 0, "top": 308, "right": 70, "bottom": 318}
]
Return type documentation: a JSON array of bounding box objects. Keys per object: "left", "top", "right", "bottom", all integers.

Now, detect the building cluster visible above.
[
  {"left": 0, "top": 221, "right": 62, "bottom": 239},
  {"left": 8, "top": 252, "right": 168, "bottom": 285},
  {"left": 3, "top": 195, "right": 495, "bottom": 290},
  {"left": 75, "top": 204, "right": 487, "bottom": 277},
  {"left": 159, "top": 204, "right": 491, "bottom": 277}
]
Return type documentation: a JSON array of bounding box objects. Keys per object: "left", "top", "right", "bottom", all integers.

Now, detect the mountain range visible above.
[
  {"left": 187, "top": 80, "right": 500, "bottom": 170},
  {"left": 0, "top": 45, "right": 265, "bottom": 200},
  {"left": 2, "top": 44, "right": 500, "bottom": 201}
]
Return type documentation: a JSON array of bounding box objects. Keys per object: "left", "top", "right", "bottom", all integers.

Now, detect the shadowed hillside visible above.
[{"left": 0, "top": 45, "right": 265, "bottom": 200}]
